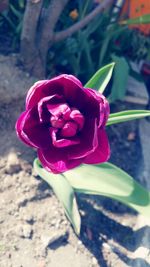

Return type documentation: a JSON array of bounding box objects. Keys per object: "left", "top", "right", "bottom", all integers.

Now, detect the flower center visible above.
[{"left": 50, "top": 104, "right": 84, "bottom": 138}]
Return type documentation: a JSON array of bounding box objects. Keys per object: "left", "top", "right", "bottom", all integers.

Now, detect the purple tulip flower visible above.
[{"left": 16, "top": 74, "right": 110, "bottom": 173}]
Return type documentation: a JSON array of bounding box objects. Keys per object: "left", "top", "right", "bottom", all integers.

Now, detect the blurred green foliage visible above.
[
  {"left": 0, "top": 0, "right": 25, "bottom": 48},
  {"left": 0, "top": 0, "right": 150, "bottom": 101},
  {"left": 47, "top": 1, "right": 150, "bottom": 88}
]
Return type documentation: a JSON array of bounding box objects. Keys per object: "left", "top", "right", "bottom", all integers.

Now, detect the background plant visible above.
[
  {"left": 0, "top": 0, "right": 25, "bottom": 50},
  {"left": 0, "top": 0, "right": 150, "bottom": 102}
]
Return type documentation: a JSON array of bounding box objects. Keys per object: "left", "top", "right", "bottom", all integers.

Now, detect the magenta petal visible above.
[
  {"left": 26, "top": 74, "right": 83, "bottom": 110},
  {"left": 47, "top": 103, "right": 70, "bottom": 117},
  {"left": 83, "top": 129, "right": 110, "bottom": 164},
  {"left": 69, "top": 119, "right": 98, "bottom": 159},
  {"left": 50, "top": 128, "right": 80, "bottom": 148},
  {"left": 60, "top": 75, "right": 87, "bottom": 110},
  {"left": 64, "top": 74, "right": 83, "bottom": 88},
  {"left": 26, "top": 78, "right": 64, "bottom": 110},
  {"left": 16, "top": 107, "right": 51, "bottom": 149},
  {"left": 60, "top": 121, "right": 78, "bottom": 137},
  {"left": 37, "top": 94, "right": 64, "bottom": 122},
  {"left": 15, "top": 111, "right": 37, "bottom": 147},
  {"left": 38, "top": 148, "right": 82, "bottom": 174},
  {"left": 84, "top": 88, "right": 109, "bottom": 127},
  {"left": 70, "top": 109, "right": 85, "bottom": 130},
  {"left": 99, "top": 93, "right": 110, "bottom": 127}
]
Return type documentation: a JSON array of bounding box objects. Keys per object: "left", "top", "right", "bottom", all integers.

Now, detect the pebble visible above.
[
  {"left": 41, "top": 230, "right": 68, "bottom": 249},
  {"left": 55, "top": 219, "right": 61, "bottom": 229},
  {"left": 14, "top": 212, "right": 19, "bottom": 217},
  {"left": 17, "top": 224, "right": 33, "bottom": 239},
  {"left": 102, "top": 242, "right": 111, "bottom": 250},
  {"left": 6, "top": 152, "right": 21, "bottom": 174},
  {"left": 92, "top": 257, "right": 98, "bottom": 265},
  {"left": 50, "top": 219, "right": 56, "bottom": 226},
  {"left": 77, "top": 240, "right": 82, "bottom": 246},
  {"left": 61, "top": 219, "right": 68, "bottom": 226},
  {"left": 3, "top": 175, "right": 13, "bottom": 188}
]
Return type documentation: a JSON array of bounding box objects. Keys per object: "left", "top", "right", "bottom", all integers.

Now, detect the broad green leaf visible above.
[
  {"left": 64, "top": 163, "right": 150, "bottom": 217},
  {"left": 34, "top": 159, "right": 81, "bottom": 235},
  {"left": 84, "top": 62, "right": 115, "bottom": 93},
  {"left": 120, "top": 14, "right": 150, "bottom": 25},
  {"left": 107, "top": 110, "right": 150, "bottom": 126},
  {"left": 108, "top": 55, "right": 129, "bottom": 102}
]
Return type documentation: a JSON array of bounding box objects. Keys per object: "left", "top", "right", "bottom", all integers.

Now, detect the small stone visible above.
[
  {"left": 127, "top": 132, "right": 136, "bottom": 141},
  {"left": 50, "top": 219, "right": 56, "bottom": 226},
  {"left": 102, "top": 242, "right": 111, "bottom": 250},
  {"left": 77, "top": 240, "right": 82, "bottom": 246},
  {"left": 61, "top": 220, "right": 68, "bottom": 226},
  {"left": 55, "top": 220, "right": 61, "bottom": 229},
  {"left": 41, "top": 230, "right": 68, "bottom": 249},
  {"left": 17, "top": 224, "right": 33, "bottom": 239},
  {"left": 80, "top": 210, "right": 86, "bottom": 216},
  {"left": 6, "top": 152, "right": 21, "bottom": 174},
  {"left": 14, "top": 212, "right": 19, "bottom": 217},
  {"left": 92, "top": 257, "right": 98, "bottom": 265}
]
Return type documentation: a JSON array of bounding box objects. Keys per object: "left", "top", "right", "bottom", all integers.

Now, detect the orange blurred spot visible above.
[{"left": 69, "top": 9, "right": 79, "bottom": 20}]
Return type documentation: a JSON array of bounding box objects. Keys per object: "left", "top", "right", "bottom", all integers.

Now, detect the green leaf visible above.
[
  {"left": 108, "top": 55, "right": 129, "bottom": 102},
  {"left": 64, "top": 163, "right": 150, "bottom": 217},
  {"left": 120, "top": 14, "right": 150, "bottom": 25},
  {"left": 98, "top": 32, "right": 112, "bottom": 66},
  {"left": 34, "top": 159, "right": 81, "bottom": 235},
  {"left": 84, "top": 62, "right": 115, "bottom": 93},
  {"left": 10, "top": 4, "right": 23, "bottom": 19},
  {"left": 107, "top": 110, "right": 150, "bottom": 126}
]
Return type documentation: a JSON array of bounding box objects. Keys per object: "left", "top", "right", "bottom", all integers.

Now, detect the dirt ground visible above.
[{"left": 0, "top": 55, "right": 150, "bottom": 267}]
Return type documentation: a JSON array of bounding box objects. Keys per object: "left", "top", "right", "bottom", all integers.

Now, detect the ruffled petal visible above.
[
  {"left": 38, "top": 148, "right": 82, "bottom": 174},
  {"left": 47, "top": 103, "right": 70, "bottom": 117},
  {"left": 84, "top": 88, "right": 110, "bottom": 127},
  {"left": 37, "top": 94, "right": 64, "bottom": 122},
  {"left": 26, "top": 78, "right": 63, "bottom": 110},
  {"left": 50, "top": 128, "right": 80, "bottom": 148},
  {"left": 15, "top": 111, "right": 36, "bottom": 147},
  {"left": 83, "top": 129, "right": 110, "bottom": 164},
  {"left": 69, "top": 109, "right": 85, "bottom": 130},
  {"left": 16, "top": 107, "right": 51, "bottom": 149},
  {"left": 69, "top": 119, "right": 98, "bottom": 159},
  {"left": 26, "top": 74, "right": 83, "bottom": 110}
]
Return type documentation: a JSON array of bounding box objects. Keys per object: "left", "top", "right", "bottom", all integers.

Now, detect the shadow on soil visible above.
[
  {"left": 78, "top": 196, "right": 150, "bottom": 267},
  {"left": 34, "top": 178, "right": 150, "bottom": 267},
  {"left": 77, "top": 196, "right": 150, "bottom": 267}
]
